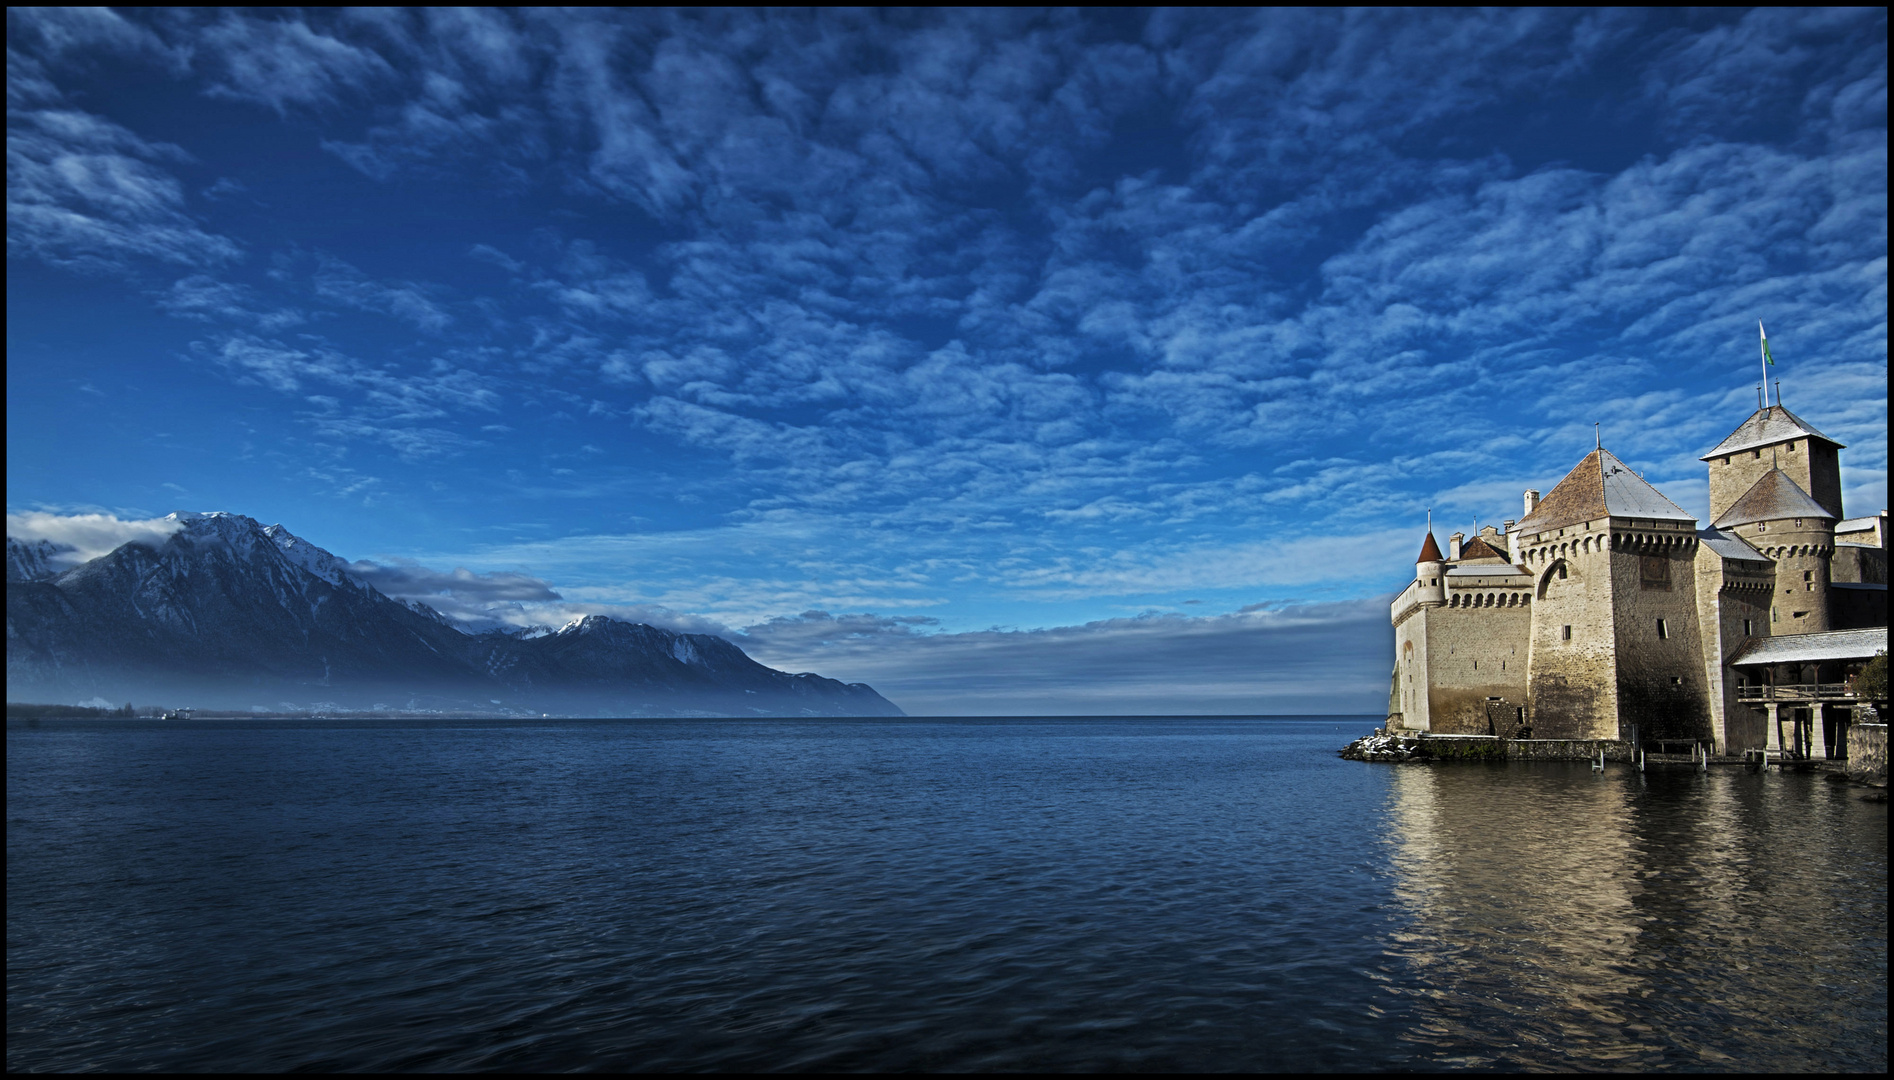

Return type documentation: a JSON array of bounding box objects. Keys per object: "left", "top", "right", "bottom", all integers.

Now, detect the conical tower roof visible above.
[
  {"left": 1701, "top": 404, "right": 1842, "bottom": 460},
  {"left": 1516, "top": 449, "right": 1693, "bottom": 534},
  {"left": 1713, "top": 468, "right": 1835, "bottom": 528},
  {"left": 1415, "top": 532, "right": 1443, "bottom": 563}
]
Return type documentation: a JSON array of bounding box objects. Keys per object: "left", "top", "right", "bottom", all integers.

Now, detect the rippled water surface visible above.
[{"left": 7, "top": 717, "right": 1886, "bottom": 1072}]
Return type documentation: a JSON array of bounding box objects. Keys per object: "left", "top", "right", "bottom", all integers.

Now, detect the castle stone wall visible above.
[
  {"left": 1417, "top": 735, "right": 1632, "bottom": 761},
  {"left": 1393, "top": 605, "right": 1433, "bottom": 731},
  {"left": 1725, "top": 704, "right": 1768, "bottom": 753},
  {"left": 1610, "top": 532, "right": 1713, "bottom": 742},
  {"left": 1847, "top": 723, "right": 1887, "bottom": 786},
  {"left": 1755, "top": 521, "right": 1835, "bottom": 632},
  {"left": 1831, "top": 543, "right": 1887, "bottom": 585},
  {"left": 1692, "top": 542, "right": 1774, "bottom": 752},
  {"left": 1525, "top": 526, "right": 1620, "bottom": 739},
  {"left": 1420, "top": 600, "right": 1530, "bottom": 735},
  {"left": 1803, "top": 441, "right": 1844, "bottom": 521},
  {"left": 1829, "top": 584, "right": 1890, "bottom": 631}
]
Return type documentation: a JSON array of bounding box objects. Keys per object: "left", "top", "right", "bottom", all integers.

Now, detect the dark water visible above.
[{"left": 7, "top": 717, "right": 1886, "bottom": 1073}]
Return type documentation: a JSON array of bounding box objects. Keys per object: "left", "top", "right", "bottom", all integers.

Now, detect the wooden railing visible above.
[{"left": 1735, "top": 683, "right": 1857, "bottom": 702}]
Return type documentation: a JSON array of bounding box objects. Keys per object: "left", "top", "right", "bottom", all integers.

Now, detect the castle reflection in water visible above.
[{"left": 1374, "top": 761, "right": 1883, "bottom": 1070}]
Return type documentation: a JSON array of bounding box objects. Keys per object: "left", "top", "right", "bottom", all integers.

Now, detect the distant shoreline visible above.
[{"left": 8, "top": 706, "right": 1382, "bottom": 723}]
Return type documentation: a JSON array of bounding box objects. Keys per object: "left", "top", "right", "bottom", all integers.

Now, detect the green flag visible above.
[{"left": 1759, "top": 320, "right": 1774, "bottom": 366}]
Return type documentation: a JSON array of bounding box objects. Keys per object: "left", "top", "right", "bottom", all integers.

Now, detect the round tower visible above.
[
  {"left": 1415, "top": 531, "right": 1446, "bottom": 606},
  {"left": 1710, "top": 466, "right": 1837, "bottom": 633},
  {"left": 1758, "top": 516, "right": 1835, "bottom": 632}
]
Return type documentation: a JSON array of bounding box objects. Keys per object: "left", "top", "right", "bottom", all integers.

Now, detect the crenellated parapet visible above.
[{"left": 1445, "top": 591, "right": 1531, "bottom": 608}]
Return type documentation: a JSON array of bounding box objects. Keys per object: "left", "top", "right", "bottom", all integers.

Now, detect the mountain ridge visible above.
[{"left": 6, "top": 513, "right": 902, "bottom": 717}]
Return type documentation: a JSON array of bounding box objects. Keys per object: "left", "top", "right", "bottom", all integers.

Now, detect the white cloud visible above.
[
  {"left": 5, "top": 511, "right": 184, "bottom": 563},
  {"left": 6, "top": 107, "right": 242, "bottom": 272},
  {"left": 200, "top": 13, "right": 395, "bottom": 115}
]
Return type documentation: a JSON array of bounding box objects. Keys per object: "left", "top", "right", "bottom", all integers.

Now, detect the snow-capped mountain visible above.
[
  {"left": 6, "top": 512, "right": 902, "bottom": 717},
  {"left": 6, "top": 537, "right": 74, "bottom": 583}
]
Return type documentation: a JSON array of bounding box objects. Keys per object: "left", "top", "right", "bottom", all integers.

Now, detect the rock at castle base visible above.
[{"left": 1340, "top": 732, "right": 1427, "bottom": 762}]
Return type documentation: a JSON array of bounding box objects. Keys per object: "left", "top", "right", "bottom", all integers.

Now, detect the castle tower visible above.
[
  {"left": 1514, "top": 448, "right": 1710, "bottom": 742},
  {"left": 1415, "top": 531, "right": 1446, "bottom": 606},
  {"left": 1388, "top": 531, "right": 1448, "bottom": 732},
  {"left": 1713, "top": 468, "right": 1836, "bottom": 632},
  {"left": 1701, "top": 404, "right": 1844, "bottom": 521}
]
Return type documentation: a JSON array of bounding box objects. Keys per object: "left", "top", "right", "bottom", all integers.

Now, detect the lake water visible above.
[{"left": 7, "top": 717, "right": 1886, "bottom": 1072}]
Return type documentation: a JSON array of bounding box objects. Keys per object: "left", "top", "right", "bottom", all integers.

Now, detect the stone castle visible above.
[{"left": 1389, "top": 401, "right": 1888, "bottom": 756}]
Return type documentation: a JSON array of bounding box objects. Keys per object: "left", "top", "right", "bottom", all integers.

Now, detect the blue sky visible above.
[{"left": 7, "top": 8, "right": 1887, "bottom": 714}]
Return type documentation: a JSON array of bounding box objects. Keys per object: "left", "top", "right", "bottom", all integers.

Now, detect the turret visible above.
[
  {"left": 1714, "top": 468, "right": 1836, "bottom": 631},
  {"left": 1415, "top": 532, "right": 1446, "bottom": 606}
]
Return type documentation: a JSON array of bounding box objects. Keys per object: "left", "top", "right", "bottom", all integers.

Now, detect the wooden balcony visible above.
[{"left": 1735, "top": 683, "right": 1858, "bottom": 703}]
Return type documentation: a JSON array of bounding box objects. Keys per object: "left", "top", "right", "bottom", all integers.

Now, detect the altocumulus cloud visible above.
[{"left": 5, "top": 9, "right": 1885, "bottom": 714}]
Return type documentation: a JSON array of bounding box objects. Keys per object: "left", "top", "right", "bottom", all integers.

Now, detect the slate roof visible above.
[
  {"left": 1713, "top": 469, "right": 1835, "bottom": 528},
  {"left": 1517, "top": 449, "right": 1694, "bottom": 534},
  {"left": 1700, "top": 404, "right": 1843, "bottom": 460},
  {"left": 1696, "top": 525, "right": 1771, "bottom": 564},
  {"left": 1729, "top": 627, "right": 1887, "bottom": 666},
  {"left": 1458, "top": 536, "right": 1510, "bottom": 561},
  {"left": 1416, "top": 532, "right": 1443, "bottom": 563}
]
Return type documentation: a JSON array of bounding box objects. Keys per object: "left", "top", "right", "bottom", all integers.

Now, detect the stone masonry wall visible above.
[
  {"left": 1847, "top": 723, "right": 1886, "bottom": 786},
  {"left": 1422, "top": 599, "right": 1530, "bottom": 735},
  {"left": 1610, "top": 530, "right": 1713, "bottom": 743},
  {"left": 1831, "top": 543, "right": 1887, "bottom": 585},
  {"left": 1830, "top": 584, "right": 1891, "bottom": 631},
  {"left": 1693, "top": 541, "right": 1774, "bottom": 752},
  {"left": 1506, "top": 738, "right": 1634, "bottom": 761},
  {"left": 1418, "top": 735, "right": 1632, "bottom": 761},
  {"left": 1393, "top": 605, "right": 1432, "bottom": 731},
  {"left": 1803, "top": 440, "right": 1844, "bottom": 521},
  {"left": 1725, "top": 705, "right": 1767, "bottom": 752},
  {"left": 1759, "top": 521, "right": 1836, "bottom": 632},
  {"left": 1525, "top": 524, "right": 1620, "bottom": 739}
]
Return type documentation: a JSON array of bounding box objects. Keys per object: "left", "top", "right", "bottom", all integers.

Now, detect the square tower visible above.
[
  {"left": 1701, "top": 405, "right": 1844, "bottom": 521},
  {"left": 1514, "top": 449, "right": 1713, "bottom": 742}
]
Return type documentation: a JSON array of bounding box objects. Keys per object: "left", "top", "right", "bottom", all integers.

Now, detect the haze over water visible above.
[{"left": 7, "top": 717, "right": 1885, "bottom": 1072}]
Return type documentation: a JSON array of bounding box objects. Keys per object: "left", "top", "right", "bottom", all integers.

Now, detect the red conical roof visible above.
[{"left": 1416, "top": 532, "right": 1443, "bottom": 563}]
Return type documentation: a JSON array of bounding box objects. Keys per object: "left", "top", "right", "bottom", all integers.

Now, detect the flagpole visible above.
[{"left": 1759, "top": 321, "right": 1771, "bottom": 406}]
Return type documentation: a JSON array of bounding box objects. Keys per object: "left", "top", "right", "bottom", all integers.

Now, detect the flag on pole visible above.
[{"left": 1759, "top": 321, "right": 1774, "bottom": 366}]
